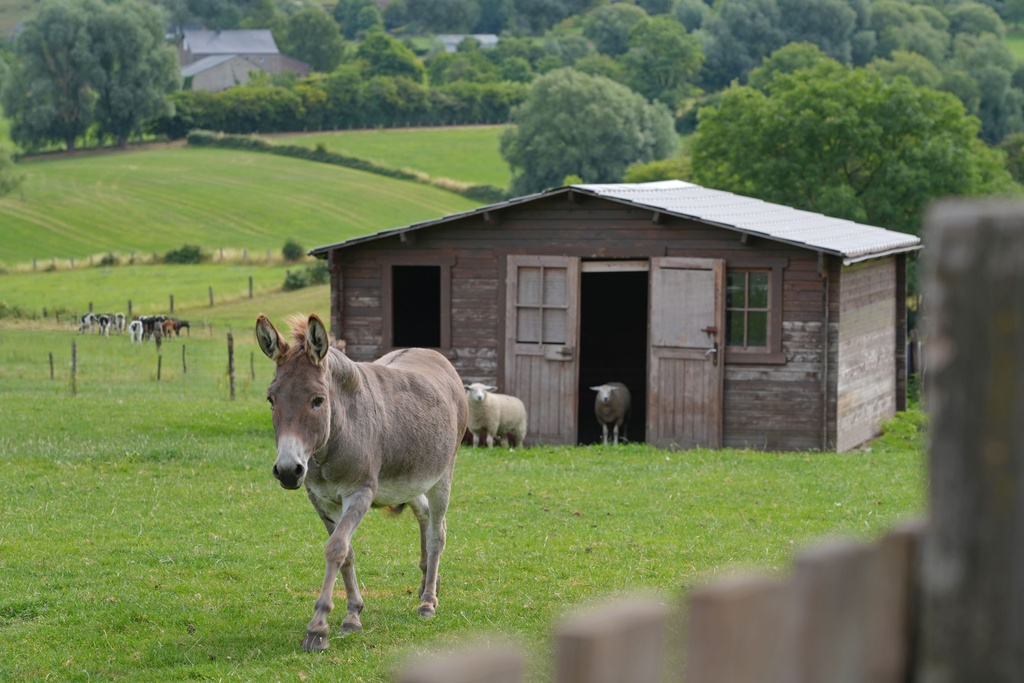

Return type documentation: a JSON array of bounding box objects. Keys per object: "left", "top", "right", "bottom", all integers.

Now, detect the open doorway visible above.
[{"left": 577, "top": 265, "right": 648, "bottom": 444}]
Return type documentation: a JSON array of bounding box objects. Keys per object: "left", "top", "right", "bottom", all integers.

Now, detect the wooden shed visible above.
[{"left": 310, "top": 180, "right": 922, "bottom": 452}]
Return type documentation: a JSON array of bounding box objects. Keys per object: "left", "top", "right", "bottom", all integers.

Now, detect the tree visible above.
[
  {"left": 283, "top": 6, "right": 346, "bottom": 74},
  {"left": 776, "top": 0, "right": 857, "bottom": 63},
  {"left": 406, "top": 0, "right": 480, "bottom": 33},
  {"left": 583, "top": 4, "right": 648, "bottom": 57},
  {"left": 691, "top": 55, "right": 1018, "bottom": 236},
  {"left": 355, "top": 32, "right": 426, "bottom": 82},
  {"left": 698, "top": 0, "right": 787, "bottom": 89},
  {"left": 334, "top": 0, "right": 381, "bottom": 39},
  {"left": 620, "top": 15, "right": 703, "bottom": 106},
  {"left": 88, "top": 0, "right": 179, "bottom": 148},
  {"left": 869, "top": 0, "right": 949, "bottom": 63},
  {"left": 500, "top": 68, "right": 679, "bottom": 195},
  {"left": 1, "top": 0, "right": 98, "bottom": 152}
]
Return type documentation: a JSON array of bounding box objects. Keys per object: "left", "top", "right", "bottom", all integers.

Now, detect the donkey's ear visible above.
[
  {"left": 255, "top": 314, "right": 288, "bottom": 362},
  {"left": 306, "top": 313, "right": 330, "bottom": 365}
]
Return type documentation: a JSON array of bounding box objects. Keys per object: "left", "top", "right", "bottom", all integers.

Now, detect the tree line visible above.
[{"left": 1, "top": 0, "right": 1024, "bottom": 238}]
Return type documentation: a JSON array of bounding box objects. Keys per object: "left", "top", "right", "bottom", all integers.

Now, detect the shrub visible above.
[
  {"left": 282, "top": 261, "right": 330, "bottom": 291},
  {"left": 282, "top": 269, "right": 310, "bottom": 291},
  {"left": 99, "top": 252, "right": 118, "bottom": 266},
  {"left": 282, "top": 239, "right": 305, "bottom": 262},
  {"left": 163, "top": 244, "right": 206, "bottom": 264}
]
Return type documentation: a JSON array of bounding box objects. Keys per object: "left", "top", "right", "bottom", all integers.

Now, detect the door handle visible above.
[
  {"left": 545, "top": 346, "right": 575, "bottom": 361},
  {"left": 705, "top": 345, "right": 718, "bottom": 366}
]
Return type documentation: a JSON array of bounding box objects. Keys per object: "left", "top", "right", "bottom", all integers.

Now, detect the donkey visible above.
[{"left": 255, "top": 313, "right": 468, "bottom": 652}]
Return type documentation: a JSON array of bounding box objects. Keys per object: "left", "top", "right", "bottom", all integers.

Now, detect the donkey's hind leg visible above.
[
  {"left": 406, "top": 493, "right": 432, "bottom": 608},
  {"left": 416, "top": 478, "right": 451, "bottom": 618}
]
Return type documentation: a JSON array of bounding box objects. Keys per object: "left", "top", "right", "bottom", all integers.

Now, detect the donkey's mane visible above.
[{"left": 280, "top": 314, "right": 341, "bottom": 364}]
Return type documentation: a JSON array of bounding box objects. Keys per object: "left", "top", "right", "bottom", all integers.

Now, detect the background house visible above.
[
  {"left": 178, "top": 29, "right": 309, "bottom": 91},
  {"left": 310, "top": 180, "right": 922, "bottom": 452}
]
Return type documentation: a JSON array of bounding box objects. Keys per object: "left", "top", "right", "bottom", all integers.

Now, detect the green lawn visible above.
[
  {"left": 1005, "top": 29, "right": 1024, "bottom": 61},
  {"left": 0, "top": 306, "right": 929, "bottom": 681},
  {"left": 0, "top": 146, "right": 481, "bottom": 268},
  {"left": 270, "top": 126, "right": 512, "bottom": 189}
]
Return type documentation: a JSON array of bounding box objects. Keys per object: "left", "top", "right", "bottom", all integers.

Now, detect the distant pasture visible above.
[{"left": 0, "top": 146, "right": 481, "bottom": 267}]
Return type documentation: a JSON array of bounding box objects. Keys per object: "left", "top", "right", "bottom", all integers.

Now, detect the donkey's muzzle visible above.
[
  {"left": 272, "top": 461, "right": 305, "bottom": 489},
  {"left": 273, "top": 434, "right": 308, "bottom": 489}
]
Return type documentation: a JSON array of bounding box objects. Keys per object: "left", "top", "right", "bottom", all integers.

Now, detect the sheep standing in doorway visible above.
[
  {"left": 591, "top": 382, "right": 631, "bottom": 446},
  {"left": 464, "top": 382, "right": 527, "bottom": 448}
]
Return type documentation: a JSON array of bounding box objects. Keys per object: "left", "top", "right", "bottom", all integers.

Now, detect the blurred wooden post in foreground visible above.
[
  {"left": 918, "top": 201, "right": 1024, "bottom": 681},
  {"left": 556, "top": 599, "right": 667, "bottom": 683}
]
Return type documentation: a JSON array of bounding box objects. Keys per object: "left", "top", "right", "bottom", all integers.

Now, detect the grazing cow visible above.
[
  {"left": 97, "top": 314, "right": 113, "bottom": 336},
  {"left": 128, "top": 320, "right": 144, "bottom": 343},
  {"left": 79, "top": 313, "right": 95, "bottom": 334},
  {"left": 162, "top": 319, "right": 176, "bottom": 338},
  {"left": 115, "top": 313, "right": 126, "bottom": 335},
  {"left": 174, "top": 319, "right": 190, "bottom": 336}
]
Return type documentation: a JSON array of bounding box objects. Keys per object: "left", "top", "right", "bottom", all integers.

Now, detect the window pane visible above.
[
  {"left": 747, "top": 311, "right": 768, "bottom": 347},
  {"left": 726, "top": 311, "right": 745, "bottom": 346},
  {"left": 749, "top": 272, "right": 769, "bottom": 308},
  {"left": 517, "top": 308, "right": 541, "bottom": 343},
  {"left": 518, "top": 268, "right": 541, "bottom": 305},
  {"left": 542, "top": 308, "right": 567, "bottom": 344},
  {"left": 726, "top": 272, "right": 745, "bottom": 308},
  {"left": 543, "top": 268, "right": 567, "bottom": 306}
]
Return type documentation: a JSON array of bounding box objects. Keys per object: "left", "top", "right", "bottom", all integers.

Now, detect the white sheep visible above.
[
  {"left": 464, "top": 382, "right": 527, "bottom": 448},
  {"left": 591, "top": 382, "right": 631, "bottom": 446}
]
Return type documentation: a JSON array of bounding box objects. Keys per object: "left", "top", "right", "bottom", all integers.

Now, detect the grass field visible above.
[
  {"left": 0, "top": 318, "right": 928, "bottom": 681},
  {"left": 0, "top": 145, "right": 481, "bottom": 268},
  {"left": 0, "top": 269, "right": 929, "bottom": 680},
  {"left": 269, "top": 126, "right": 512, "bottom": 189}
]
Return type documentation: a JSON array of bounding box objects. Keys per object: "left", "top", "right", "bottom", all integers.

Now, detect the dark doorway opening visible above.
[
  {"left": 392, "top": 265, "right": 440, "bottom": 347},
  {"left": 577, "top": 268, "right": 648, "bottom": 444}
]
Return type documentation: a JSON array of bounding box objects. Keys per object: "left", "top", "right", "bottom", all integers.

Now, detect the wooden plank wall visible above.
[{"left": 835, "top": 258, "right": 897, "bottom": 452}]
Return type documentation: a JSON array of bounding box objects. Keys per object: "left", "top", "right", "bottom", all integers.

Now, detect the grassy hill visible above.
[
  {"left": 0, "top": 144, "right": 482, "bottom": 268},
  {"left": 268, "top": 125, "right": 511, "bottom": 189}
]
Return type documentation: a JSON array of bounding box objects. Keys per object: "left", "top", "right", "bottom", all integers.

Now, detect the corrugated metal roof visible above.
[
  {"left": 183, "top": 29, "right": 279, "bottom": 56},
  {"left": 310, "top": 180, "right": 922, "bottom": 265},
  {"left": 576, "top": 181, "right": 922, "bottom": 263}
]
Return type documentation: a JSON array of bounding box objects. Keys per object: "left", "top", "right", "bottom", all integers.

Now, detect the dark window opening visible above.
[{"left": 392, "top": 265, "right": 440, "bottom": 348}]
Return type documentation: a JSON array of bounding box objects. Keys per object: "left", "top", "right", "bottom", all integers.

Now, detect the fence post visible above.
[
  {"left": 919, "top": 200, "right": 1024, "bottom": 681},
  {"left": 686, "top": 575, "right": 795, "bottom": 683},
  {"left": 249, "top": 276, "right": 253, "bottom": 299},
  {"left": 182, "top": 345, "right": 187, "bottom": 374},
  {"left": 157, "top": 354, "right": 162, "bottom": 381},
  {"left": 49, "top": 352, "right": 54, "bottom": 380},
  {"left": 555, "top": 599, "right": 667, "bottom": 683},
  {"left": 396, "top": 648, "right": 525, "bottom": 683},
  {"left": 250, "top": 351, "right": 255, "bottom": 381},
  {"left": 71, "top": 342, "right": 77, "bottom": 396},
  {"left": 227, "top": 332, "right": 235, "bottom": 400},
  {"left": 169, "top": 294, "right": 174, "bottom": 314},
  {"left": 128, "top": 300, "right": 132, "bottom": 318},
  {"left": 209, "top": 286, "right": 214, "bottom": 307}
]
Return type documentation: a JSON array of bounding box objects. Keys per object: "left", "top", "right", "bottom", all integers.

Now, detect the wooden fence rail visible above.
[{"left": 394, "top": 200, "right": 1024, "bottom": 683}]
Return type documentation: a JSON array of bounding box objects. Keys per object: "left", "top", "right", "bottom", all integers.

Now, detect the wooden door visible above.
[
  {"left": 648, "top": 257, "right": 725, "bottom": 449},
  {"left": 505, "top": 255, "right": 580, "bottom": 445}
]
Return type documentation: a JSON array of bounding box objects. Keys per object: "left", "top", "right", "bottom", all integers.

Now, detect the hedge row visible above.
[{"left": 186, "top": 130, "right": 509, "bottom": 204}]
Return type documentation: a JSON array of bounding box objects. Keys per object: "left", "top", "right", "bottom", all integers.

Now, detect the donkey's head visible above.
[{"left": 256, "top": 313, "right": 334, "bottom": 490}]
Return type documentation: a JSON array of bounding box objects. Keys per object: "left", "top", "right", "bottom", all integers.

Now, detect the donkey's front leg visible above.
[{"left": 303, "top": 489, "right": 372, "bottom": 652}]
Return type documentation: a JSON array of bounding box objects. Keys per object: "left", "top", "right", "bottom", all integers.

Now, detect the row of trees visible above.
[
  {"left": 0, "top": 0, "right": 178, "bottom": 152},
  {"left": 1, "top": 0, "right": 1023, "bottom": 236}
]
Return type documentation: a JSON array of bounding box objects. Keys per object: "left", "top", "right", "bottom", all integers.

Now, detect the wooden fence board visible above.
[
  {"left": 555, "top": 599, "right": 668, "bottom": 683},
  {"left": 685, "top": 575, "right": 795, "bottom": 683},
  {"left": 919, "top": 200, "right": 1024, "bottom": 681},
  {"left": 790, "top": 539, "right": 875, "bottom": 683},
  {"left": 394, "top": 647, "right": 525, "bottom": 683}
]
